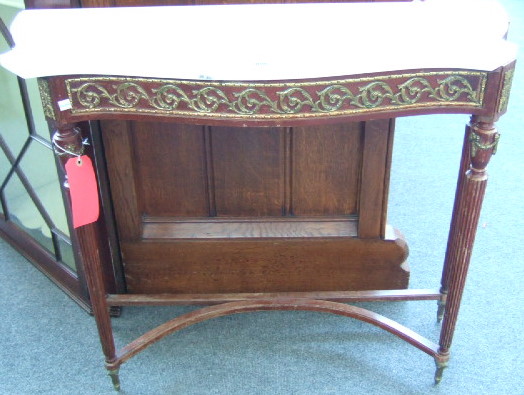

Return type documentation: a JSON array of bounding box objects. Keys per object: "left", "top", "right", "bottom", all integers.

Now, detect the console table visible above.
[{"left": 0, "top": 1, "right": 516, "bottom": 390}]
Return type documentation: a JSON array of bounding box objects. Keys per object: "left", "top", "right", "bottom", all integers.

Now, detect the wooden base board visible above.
[{"left": 122, "top": 230, "right": 409, "bottom": 294}]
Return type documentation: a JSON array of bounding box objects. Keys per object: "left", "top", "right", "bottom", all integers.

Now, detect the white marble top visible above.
[{"left": 0, "top": 0, "right": 517, "bottom": 80}]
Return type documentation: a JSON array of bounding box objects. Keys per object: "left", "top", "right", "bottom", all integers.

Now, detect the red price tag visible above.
[{"left": 65, "top": 155, "right": 99, "bottom": 228}]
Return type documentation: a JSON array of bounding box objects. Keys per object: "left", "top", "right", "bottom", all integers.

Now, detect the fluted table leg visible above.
[
  {"left": 53, "top": 124, "right": 120, "bottom": 390},
  {"left": 437, "top": 125, "right": 472, "bottom": 323},
  {"left": 435, "top": 116, "right": 499, "bottom": 383}
]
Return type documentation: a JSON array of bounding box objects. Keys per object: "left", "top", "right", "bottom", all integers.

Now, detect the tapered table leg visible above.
[
  {"left": 53, "top": 125, "right": 120, "bottom": 390},
  {"left": 437, "top": 125, "right": 472, "bottom": 322},
  {"left": 436, "top": 116, "right": 499, "bottom": 383},
  {"left": 76, "top": 224, "right": 120, "bottom": 390}
]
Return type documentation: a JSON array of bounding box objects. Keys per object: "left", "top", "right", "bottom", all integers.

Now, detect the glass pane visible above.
[
  {"left": 26, "top": 78, "right": 51, "bottom": 140},
  {"left": 0, "top": 4, "right": 28, "bottom": 155},
  {"left": 1, "top": 2, "right": 79, "bottom": 277},
  {"left": 57, "top": 236, "right": 76, "bottom": 271},
  {"left": 18, "top": 140, "right": 70, "bottom": 236},
  {"left": 0, "top": 1, "right": 24, "bottom": 10},
  {"left": 0, "top": 70, "right": 29, "bottom": 154},
  {"left": 4, "top": 172, "right": 54, "bottom": 253},
  {"left": 0, "top": 146, "right": 10, "bottom": 189}
]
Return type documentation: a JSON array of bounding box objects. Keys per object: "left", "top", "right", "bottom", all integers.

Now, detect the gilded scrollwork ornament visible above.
[
  {"left": 37, "top": 78, "right": 56, "bottom": 120},
  {"left": 66, "top": 71, "right": 486, "bottom": 120},
  {"left": 498, "top": 68, "right": 514, "bottom": 114}
]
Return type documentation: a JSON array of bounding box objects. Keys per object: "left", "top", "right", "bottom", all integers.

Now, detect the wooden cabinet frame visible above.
[{"left": 38, "top": 60, "right": 515, "bottom": 389}]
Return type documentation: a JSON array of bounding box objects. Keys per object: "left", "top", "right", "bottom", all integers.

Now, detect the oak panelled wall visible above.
[
  {"left": 25, "top": 0, "right": 410, "bottom": 300},
  {"left": 101, "top": 118, "right": 409, "bottom": 294},
  {"left": 129, "top": 123, "right": 362, "bottom": 219}
]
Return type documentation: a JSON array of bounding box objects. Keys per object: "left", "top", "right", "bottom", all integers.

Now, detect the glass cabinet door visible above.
[{"left": 0, "top": 1, "right": 89, "bottom": 309}]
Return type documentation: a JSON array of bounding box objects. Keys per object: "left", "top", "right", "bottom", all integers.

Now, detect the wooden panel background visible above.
[
  {"left": 133, "top": 123, "right": 209, "bottom": 217},
  {"left": 211, "top": 127, "right": 284, "bottom": 217},
  {"left": 110, "top": 123, "right": 364, "bottom": 220},
  {"left": 90, "top": 0, "right": 410, "bottom": 294},
  {"left": 101, "top": 119, "right": 409, "bottom": 294},
  {"left": 292, "top": 123, "right": 362, "bottom": 216}
]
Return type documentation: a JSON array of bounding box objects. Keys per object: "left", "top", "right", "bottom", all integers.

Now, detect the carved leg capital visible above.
[
  {"left": 51, "top": 125, "right": 85, "bottom": 188},
  {"left": 468, "top": 119, "right": 499, "bottom": 177},
  {"left": 52, "top": 125, "right": 84, "bottom": 158}
]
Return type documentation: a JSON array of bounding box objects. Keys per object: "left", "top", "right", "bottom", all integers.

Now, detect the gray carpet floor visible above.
[{"left": 1, "top": 1, "right": 523, "bottom": 394}]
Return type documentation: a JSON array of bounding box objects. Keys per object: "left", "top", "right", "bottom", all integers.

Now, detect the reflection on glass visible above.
[
  {"left": 4, "top": 172, "right": 54, "bottom": 253},
  {"left": 0, "top": 4, "right": 28, "bottom": 155},
  {"left": 58, "top": 236, "right": 76, "bottom": 271},
  {"left": 18, "top": 140, "right": 70, "bottom": 237},
  {"left": 0, "top": 67, "right": 28, "bottom": 154},
  {"left": 1, "top": 2, "right": 77, "bottom": 276},
  {"left": 25, "top": 78, "right": 50, "bottom": 141},
  {"left": 0, "top": 149, "right": 9, "bottom": 190}
]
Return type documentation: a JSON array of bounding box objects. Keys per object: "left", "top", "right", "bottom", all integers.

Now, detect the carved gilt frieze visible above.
[
  {"left": 65, "top": 71, "right": 487, "bottom": 120},
  {"left": 38, "top": 78, "right": 56, "bottom": 120},
  {"left": 498, "top": 68, "right": 514, "bottom": 114}
]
